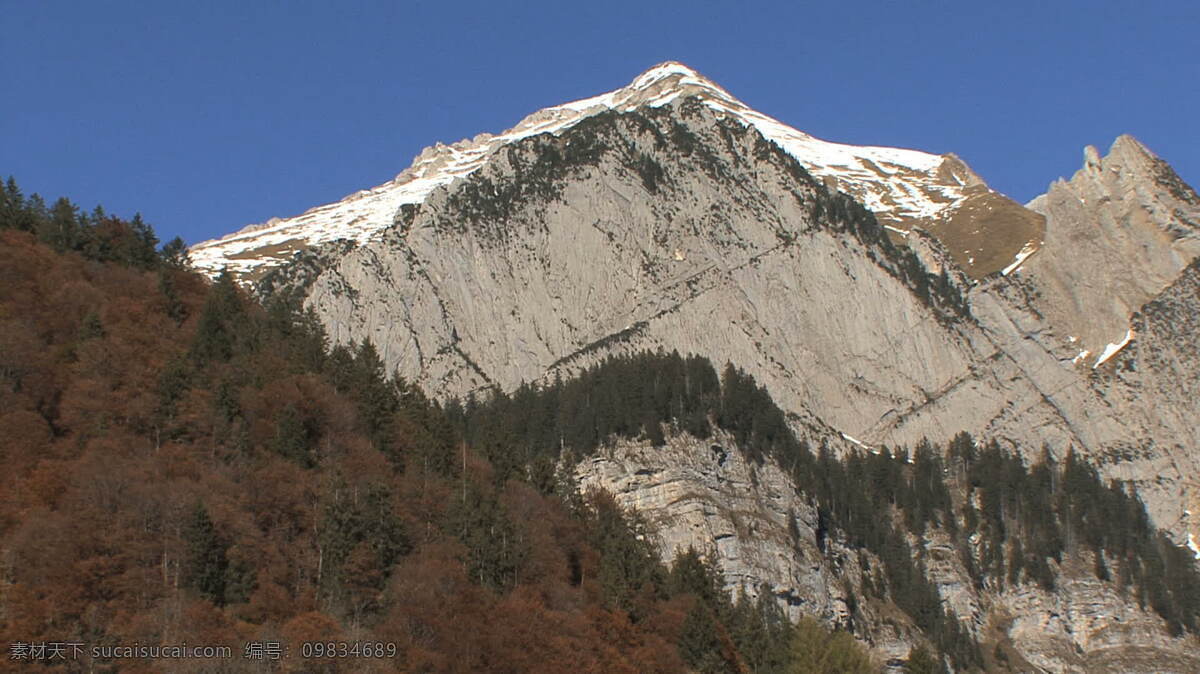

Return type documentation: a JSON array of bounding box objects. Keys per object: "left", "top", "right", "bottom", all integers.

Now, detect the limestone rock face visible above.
[
  {"left": 577, "top": 431, "right": 842, "bottom": 622},
  {"left": 257, "top": 97, "right": 1200, "bottom": 534},
  {"left": 295, "top": 101, "right": 989, "bottom": 436},
  {"left": 1023, "top": 135, "right": 1200, "bottom": 355},
  {"left": 576, "top": 430, "right": 1200, "bottom": 672},
  {"left": 576, "top": 430, "right": 915, "bottom": 664},
  {"left": 996, "top": 570, "right": 1200, "bottom": 673},
  {"left": 971, "top": 137, "right": 1200, "bottom": 536},
  {"left": 1080, "top": 259, "right": 1200, "bottom": 537}
]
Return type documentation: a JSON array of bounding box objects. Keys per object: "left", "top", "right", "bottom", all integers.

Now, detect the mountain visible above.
[{"left": 190, "top": 63, "right": 1200, "bottom": 669}]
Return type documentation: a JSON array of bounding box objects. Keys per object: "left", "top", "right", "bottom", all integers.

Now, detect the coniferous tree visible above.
[
  {"left": 158, "top": 269, "right": 188, "bottom": 325},
  {"left": 677, "top": 602, "right": 727, "bottom": 673},
  {"left": 272, "top": 403, "right": 314, "bottom": 467},
  {"left": 41, "top": 196, "right": 81, "bottom": 252},
  {"left": 904, "top": 644, "right": 944, "bottom": 674},
  {"left": 183, "top": 502, "right": 229, "bottom": 605},
  {"left": 189, "top": 271, "right": 243, "bottom": 364},
  {"left": 585, "top": 492, "right": 664, "bottom": 618},
  {"left": 160, "top": 235, "right": 191, "bottom": 268},
  {"left": 319, "top": 482, "right": 411, "bottom": 612},
  {"left": 449, "top": 482, "right": 525, "bottom": 592}
]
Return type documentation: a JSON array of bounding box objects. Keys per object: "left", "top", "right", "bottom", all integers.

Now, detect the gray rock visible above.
[{"left": 576, "top": 429, "right": 1200, "bottom": 671}]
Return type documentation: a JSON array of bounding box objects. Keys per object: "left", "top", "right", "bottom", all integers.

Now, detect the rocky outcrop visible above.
[
  {"left": 576, "top": 430, "right": 919, "bottom": 664},
  {"left": 576, "top": 430, "right": 1200, "bottom": 672},
  {"left": 966, "top": 137, "right": 1200, "bottom": 537},
  {"left": 1023, "top": 135, "right": 1200, "bottom": 356}
]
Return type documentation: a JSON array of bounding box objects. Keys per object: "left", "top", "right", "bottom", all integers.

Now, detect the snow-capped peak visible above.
[{"left": 191, "top": 62, "right": 975, "bottom": 277}]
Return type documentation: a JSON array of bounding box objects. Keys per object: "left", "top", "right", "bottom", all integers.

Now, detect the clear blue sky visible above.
[{"left": 3, "top": 1, "right": 1197, "bottom": 245}]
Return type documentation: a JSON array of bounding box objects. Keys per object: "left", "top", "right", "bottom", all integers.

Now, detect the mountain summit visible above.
[{"left": 191, "top": 62, "right": 1015, "bottom": 278}]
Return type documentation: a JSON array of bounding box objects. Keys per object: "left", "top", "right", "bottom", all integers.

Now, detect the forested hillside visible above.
[
  {"left": 5, "top": 178, "right": 1198, "bottom": 672},
  {"left": 452, "top": 352, "right": 1200, "bottom": 669},
  {"left": 0, "top": 179, "right": 874, "bottom": 672}
]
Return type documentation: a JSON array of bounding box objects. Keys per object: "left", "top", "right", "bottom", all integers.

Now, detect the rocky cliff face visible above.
[
  {"left": 969, "top": 137, "right": 1200, "bottom": 538},
  {"left": 247, "top": 88, "right": 1200, "bottom": 530},
  {"left": 576, "top": 430, "right": 916, "bottom": 663},
  {"left": 576, "top": 430, "right": 1200, "bottom": 672},
  {"left": 1023, "top": 135, "right": 1200, "bottom": 356}
]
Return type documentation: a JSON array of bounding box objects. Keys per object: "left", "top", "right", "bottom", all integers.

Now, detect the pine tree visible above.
[
  {"left": 449, "top": 482, "right": 525, "bottom": 592},
  {"left": 41, "top": 196, "right": 81, "bottom": 252},
  {"left": 158, "top": 269, "right": 187, "bottom": 325},
  {"left": 319, "top": 482, "right": 411, "bottom": 611},
  {"left": 1, "top": 177, "right": 33, "bottom": 231},
  {"left": 154, "top": 355, "right": 191, "bottom": 429},
  {"left": 272, "top": 403, "right": 314, "bottom": 467},
  {"left": 585, "top": 492, "right": 663, "bottom": 617},
  {"left": 188, "top": 271, "right": 243, "bottom": 364},
  {"left": 668, "top": 546, "right": 721, "bottom": 606},
  {"left": 182, "top": 502, "right": 229, "bottom": 605},
  {"left": 160, "top": 235, "right": 191, "bottom": 268},
  {"left": 677, "top": 602, "right": 726, "bottom": 673},
  {"left": 126, "top": 213, "right": 159, "bottom": 268}
]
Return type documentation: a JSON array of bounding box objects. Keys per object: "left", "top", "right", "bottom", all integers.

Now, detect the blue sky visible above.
[{"left": 3, "top": 1, "right": 1197, "bottom": 245}]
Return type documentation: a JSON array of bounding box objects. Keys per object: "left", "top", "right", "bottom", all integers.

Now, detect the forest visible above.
[{"left": 0, "top": 178, "right": 876, "bottom": 672}]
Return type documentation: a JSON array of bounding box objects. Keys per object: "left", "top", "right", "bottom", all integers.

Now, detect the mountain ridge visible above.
[{"left": 191, "top": 62, "right": 1019, "bottom": 279}]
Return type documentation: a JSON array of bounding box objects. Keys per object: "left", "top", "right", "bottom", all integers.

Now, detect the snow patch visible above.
[
  {"left": 840, "top": 432, "right": 879, "bottom": 454},
  {"left": 1093, "top": 329, "right": 1133, "bottom": 368},
  {"left": 1188, "top": 533, "right": 1200, "bottom": 561},
  {"left": 1001, "top": 241, "right": 1038, "bottom": 276}
]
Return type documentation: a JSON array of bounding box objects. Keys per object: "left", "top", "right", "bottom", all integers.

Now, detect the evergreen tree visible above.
[
  {"left": 39, "top": 196, "right": 81, "bottom": 252},
  {"left": 903, "top": 644, "right": 945, "bottom": 674},
  {"left": 157, "top": 269, "right": 188, "bottom": 325},
  {"left": 1, "top": 177, "right": 34, "bottom": 231},
  {"left": 668, "top": 546, "right": 722, "bottom": 607},
  {"left": 585, "top": 492, "right": 664, "bottom": 617},
  {"left": 182, "top": 503, "right": 229, "bottom": 605},
  {"left": 188, "top": 271, "right": 244, "bottom": 364},
  {"left": 319, "top": 482, "right": 411, "bottom": 612},
  {"left": 272, "top": 403, "right": 314, "bottom": 467},
  {"left": 448, "top": 482, "right": 525, "bottom": 592},
  {"left": 678, "top": 602, "right": 727, "bottom": 673},
  {"left": 160, "top": 235, "right": 191, "bottom": 268}
]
